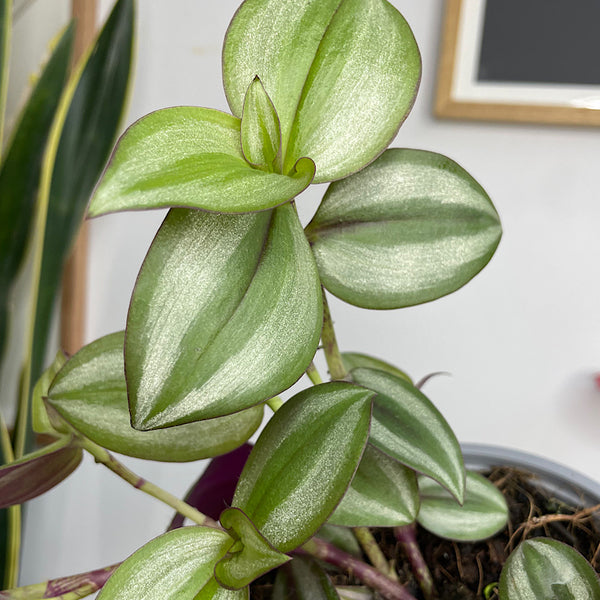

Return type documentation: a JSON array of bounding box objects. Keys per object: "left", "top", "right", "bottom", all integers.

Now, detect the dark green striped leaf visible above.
[
  {"left": 0, "top": 24, "right": 73, "bottom": 363},
  {"left": 233, "top": 382, "right": 373, "bottom": 552},
  {"left": 0, "top": 0, "right": 11, "bottom": 147},
  {"left": 499, "top": 538, "right": 600, "bottom": 600},
  {"left": 89, "top": 106, "right": 314, "bottom": 216},
  {"left": 0, "top": 437, "right": 82, "bottom": 508},
  {"left": 1, "top": 3, "right": 15, "bottom": 581},
  {"left": 417, "top": 471, "right": 508, "bottom": 541},
  {"left": 328, "top": 444, "right": 419, "bottom": 527},
  {"left": 126, "top": 204, "right": 322, "bottom": 429},
  {"left": 351, "top": 367, "right": 465, "bottom": 503},
  {"left": 223, "top": 0, "right": 420, "bottom": 183},
  {"left": 48, "top": 332, "right": 263, "bottom": 462},
  {"left": 31, "top": 0, "right": 135, "bottom": 390},
  {"left": 97, "top": 527, "right": 236, "bottom": 600},
  {"left": 0, "top": 5, "right": 16, "bottom": 582},
  {"left": 306, "top": 149, "right": 502, "bottom": 309},
  {"left": 12, "top": 0, "right": 134, "bottom": 461}
]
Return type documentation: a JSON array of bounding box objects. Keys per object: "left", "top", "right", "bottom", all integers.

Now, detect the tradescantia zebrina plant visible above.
[{"left": 1, "top": 0, "right": 600, "bottom": 599}]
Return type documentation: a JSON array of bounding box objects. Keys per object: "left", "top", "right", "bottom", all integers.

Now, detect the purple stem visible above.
[
  {"left": 394, "top": 524, "right": 436, "bottom": 600},
  {"left": 44, "top": 563, "right": 119, "bottom": 597},
  {"left": 0, "top": 563, "right": 119, "bottom": 599},
  {"left": 300, "top": 537, "right": 418, "bottom": 600}
]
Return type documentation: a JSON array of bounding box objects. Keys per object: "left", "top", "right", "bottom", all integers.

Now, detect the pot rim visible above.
[{"left": 461, "top": 443, "right": 600, "bottom": 506}]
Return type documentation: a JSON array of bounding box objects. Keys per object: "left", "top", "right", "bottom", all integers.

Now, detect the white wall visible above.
[{"left": 19, "top": 0, "right": 600, "bottom": 590}]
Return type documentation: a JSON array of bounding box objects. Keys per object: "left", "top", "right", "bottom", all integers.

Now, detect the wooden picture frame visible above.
[{"left": 435, "top": 0, "right": 600, "bottom": 126}]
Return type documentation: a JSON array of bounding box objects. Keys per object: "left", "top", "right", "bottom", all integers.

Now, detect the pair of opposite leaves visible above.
[{"left": 88, "top": 0, "right": 501, "bottom": 433}]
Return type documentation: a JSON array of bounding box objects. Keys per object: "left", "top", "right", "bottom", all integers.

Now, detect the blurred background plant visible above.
[{"left": 0, "top": 0, "right": 134, "bottom": 586}]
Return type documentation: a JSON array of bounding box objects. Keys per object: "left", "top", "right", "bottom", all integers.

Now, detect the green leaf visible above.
[
  {"left": 315, "top": 524, "right": 362, "bottom": 558},
  {"left": 499, "top": 538, "right": 600, "bottom": 600},
  {"left": 350, "top": 367, "right": 465, "bottom": 503},
  {"left": 0, "top": 412, "right": 19, "bottom": 589},
  {"left": 336, "top": 588, "right": 372, "bottom": 600},
  {"left": 32, "top": 350, "right": 67, "bottom": 436},
  {"left": 305, "top": 149, "right": 502, "bottom": 309},
  {"left": 0, "top": 437, "right": 82, "bottom": 508},
  {"left": 126, "top": 204, "right": 323, "bottom": 429},
  {"left": 342, "top": 352, "right": 412, "bottom": 383},
  {"left": 233, "top": 382, "right": 373, "bottom": 552},
  {"left": 328, "top": 444, "right": 418, "bottom": 527},
  {"left": 0, "top": 425, "right": 8, "bottom": 584},
  {"left": 223, "top": 0, "right": 342, "bottom": 162},
  {"left": 0, "top": 24, "right": 73, "bottom": 362},
  {"left": 215, "top": 508, "right": 290, "bottom": 590},
  {"left": 47, "top": 332, "right": 264, "bottom": 462},
  {"left": 241, "top": 76, "right": 281, "bottom": 169},
  {"left": 283, "top": 0, "right": 421, "bottom": 182},
  {"left": 97, "top": 527, "right": 234, "bottom": 600},
  {"left": 88, "top": 107, "right": 315, "bottom": 217},
  {"left": 223, "top": 0, "right": 420, "bottom": 183},
  {"left": 0, "top": 0, "right": 11, "bottom": 151},
  {"left": 194, "top": 578, "right": 249, "bottom": 600},
  {"left": 33, "top": 0, "right": 134, "bottom": 378},
  {"left": 273, "top": 557, "right": 340, "bottom": 600},
  {"left": 417, "top": 471, "right": 508, "bottom": 541}
]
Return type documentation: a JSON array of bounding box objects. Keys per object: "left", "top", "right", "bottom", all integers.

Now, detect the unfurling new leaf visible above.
[{"left": 241, "top": 76, "right": 281, "bottom": 170}]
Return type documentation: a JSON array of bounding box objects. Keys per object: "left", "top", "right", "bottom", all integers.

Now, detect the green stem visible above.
[
  {"left": 353, "top": 527, "right": 397, "bottom": 581},
  {"left": 0, "top": 413, "right": 20, "bottom": 589},
  {"left": 306, "top": 362, "right": 323, "bottom": 385},
  {"left": 266, "top": 396, "right": 284, "bottom": 413},
  {"left": 321, "top": 290, "right": 347, "bottom": 381},
  {"left": 79, "top": 437, "right": 219, "bottom": 529}
]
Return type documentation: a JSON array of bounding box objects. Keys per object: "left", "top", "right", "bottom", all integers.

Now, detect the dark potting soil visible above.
[
  {"left": 251, "top": 467, "right": 600, "bottom": 599},
  {"left": 411, "top": 466, "right": 600, "bottom": 599}
]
